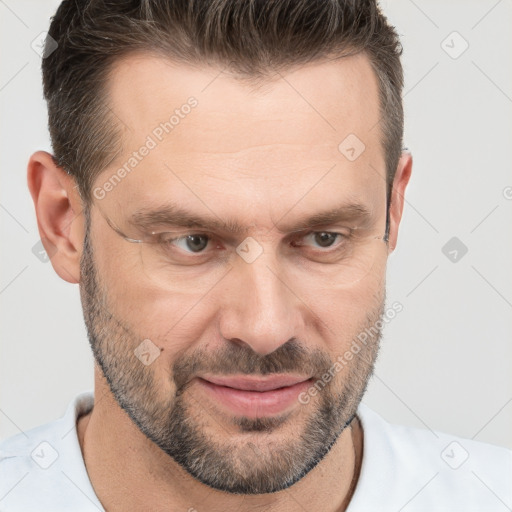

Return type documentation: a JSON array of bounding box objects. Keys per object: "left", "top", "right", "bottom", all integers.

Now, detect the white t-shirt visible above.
[{"left": 1, "top": 390, "right": 510, "bottom": 511}]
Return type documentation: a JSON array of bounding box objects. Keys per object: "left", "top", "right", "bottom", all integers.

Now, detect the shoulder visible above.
[
  {"left": 0, "top": 391, "right": 103, "bottom": 511},
  {"left": 348, "top": 403, "right": 512, "bottom": 512},
  {"left": 0, "top": 390, "right": 93, "bottom": 461}
]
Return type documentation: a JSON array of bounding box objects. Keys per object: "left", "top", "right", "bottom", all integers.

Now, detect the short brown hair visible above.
[{"left": 43, "top": 0, "right": 404, "bottom": 206}]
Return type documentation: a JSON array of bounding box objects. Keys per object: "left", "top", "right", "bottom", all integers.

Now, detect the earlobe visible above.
[
  {"left": 27, "top": 151, "right": 85, "bottom": 284},
  {"left": 387, "top": 150, "right": 413, "bottom": 254}
]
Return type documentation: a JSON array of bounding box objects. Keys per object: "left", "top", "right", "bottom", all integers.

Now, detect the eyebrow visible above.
[{"left": 129, "top": 201, "right": 374, "bottom": 235}]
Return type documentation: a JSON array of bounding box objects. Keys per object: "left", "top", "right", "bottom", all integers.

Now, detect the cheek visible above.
[
  {"left": 96, "top": 253, "right": 217, "bottom": 357},
  {"left": 294, "top": 264, "right": 385, "bottom": 352},
  {"left": 91, "top": 223, "right": 202, "bottom": 327},
  {"left": 93, "top": 212, "right": 386, "bottom": 365}
]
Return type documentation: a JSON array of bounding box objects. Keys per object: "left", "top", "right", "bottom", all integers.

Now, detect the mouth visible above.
[{"left": 195, "top": 374, "right": 314, "bottom": 418}]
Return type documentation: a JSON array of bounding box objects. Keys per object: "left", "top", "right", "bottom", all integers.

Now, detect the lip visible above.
[
  {"left": 200, "top": 374, "right": 310, "bottom": 391},
  {"left": 196, "top": 375, "right": 313, "bottom": 418}
]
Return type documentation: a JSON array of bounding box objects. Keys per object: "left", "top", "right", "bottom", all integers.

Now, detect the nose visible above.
[{"left": 217, "top": 252, "right": 305, "bottom": 356}]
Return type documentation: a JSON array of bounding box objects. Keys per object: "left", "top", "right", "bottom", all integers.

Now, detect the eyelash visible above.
[{"left": 155, "top": 231, "right": 351, "bottom": 255}]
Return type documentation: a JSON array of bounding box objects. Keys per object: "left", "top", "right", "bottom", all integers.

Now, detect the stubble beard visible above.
[{"left": 79, "top": 213, "right": 384, "bottom": 494}]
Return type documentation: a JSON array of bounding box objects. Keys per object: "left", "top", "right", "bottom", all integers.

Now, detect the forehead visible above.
[
  {"left": 99, "top": 51, "right": 385, "bottom": 216},
  {"left": 107, "top": 50, "right": 381, "bottom": 146}
]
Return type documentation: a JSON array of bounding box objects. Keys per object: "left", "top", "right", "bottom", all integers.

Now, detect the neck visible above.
[{"left": 77, "top": 376, "right": 363, "bottom": 512}]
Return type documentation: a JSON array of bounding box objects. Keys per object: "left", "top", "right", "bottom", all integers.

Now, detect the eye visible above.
[
  {"left": 297, "top": 231, "right": 346, "bottom": 249},
  {"left": 167, "top": 234, "right": 211, "bottom": 253}
]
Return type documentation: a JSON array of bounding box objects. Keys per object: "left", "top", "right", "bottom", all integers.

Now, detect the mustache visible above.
[{"left": 172, "top": 338, "right": 333, "bottom": 392}]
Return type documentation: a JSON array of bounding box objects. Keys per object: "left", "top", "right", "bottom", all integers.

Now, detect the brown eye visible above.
[{"left": 313, "top": 232, "right": 338, "bottom": 247}]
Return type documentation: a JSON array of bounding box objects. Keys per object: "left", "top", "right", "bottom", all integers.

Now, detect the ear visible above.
[
  {"left": 387, "top": 150, "right": 412, "bottom": 253},
  {"left": 27, "top": 151, "right": 85, "bottom": 283}
]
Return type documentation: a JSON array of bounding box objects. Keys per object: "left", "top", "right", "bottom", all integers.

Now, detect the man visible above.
[{"left": 1, "top": 0, "right": 510, "bottom": 511}]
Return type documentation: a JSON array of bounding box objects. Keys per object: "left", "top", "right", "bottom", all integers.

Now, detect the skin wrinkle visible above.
[
  {"left": 80, "top": 226, "right": 383, "bottom": 493},
  {"left": 28, "top": 3, "right": 413, "bottom": 508},
  {"left": 50, "top": 52, "right": 412, "bottom": 512}
]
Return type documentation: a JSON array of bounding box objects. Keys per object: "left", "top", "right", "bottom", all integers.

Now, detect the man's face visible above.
[{"left": 80, "top": 52, "right": 389, "bottom": 494}]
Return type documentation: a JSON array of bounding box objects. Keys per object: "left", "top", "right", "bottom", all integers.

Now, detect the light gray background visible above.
[{"left": 1, "top": 0, "right": 511, "bottom": 450}]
